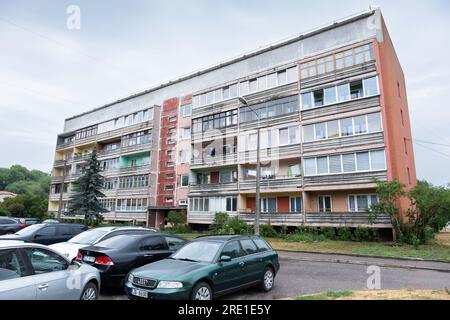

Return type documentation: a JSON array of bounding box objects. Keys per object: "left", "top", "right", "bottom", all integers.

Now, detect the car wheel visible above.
[
  {"left": 260, "top": 267, "right": 274, "bottom": 292},
  {"left": 80, "top": 282, "right": 98, "bottom": 300},
  {"left": 191, "top": 282, "right": 212, "bottom": 300}
]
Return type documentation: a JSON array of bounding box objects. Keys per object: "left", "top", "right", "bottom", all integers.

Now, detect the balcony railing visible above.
[
  {"left": 239, "top": 144, "right": 301, "bottom": 163},
  {"left": 303, "top": 171, "right": 387, "bottom": 186},
  {"left": 53, "top": 159, "right": 71, "bottom": 167},
  {"left": 187, "top": 211, "right": 391, "bottom": 228},
  {"left": 240, "top": 176, "right": 302, "bottom": 190},
  {"left": 99, "top": 141, "right": 152, "bottom": 158},
  {"left": 56, "top": 141, "right": 74, "bottom": 150},
  {"left": 191, "top": 153, "right": 237, "bottom": 168},
  {"left": 189, "top": 182, "right": 238, "bottom": 194},
  {"left": 302, "top": 132, "right": 384, "bottom": 154},
  {"left": 73, "top": 153, "right": 92, "bottom": 162}
]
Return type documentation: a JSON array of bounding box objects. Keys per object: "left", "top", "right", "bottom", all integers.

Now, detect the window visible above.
[
  {"left": 340, "top": 118, "right": 353, "bottom": 136},
  {"left": 288, "top": 164, "right": 301, "bottom": 177},
  {"left": 324, "top": 87, "right": 337, "bottom": 105},
  {"left": 0, "top": 249, "right": 26, "bottom": 280},
  {"left": 103, "top": 178, "right": 117, "bottom": 190},
  {"left": 165, "top": 197, "right": 173, "bottom": 203},
  {"left": 327, "top": 120, "right": 340, "bottom": 139},
  {"left": 287, "top": 66, "right": 298, "bottom": 83},
  {"left": 328, "top": 155, "right": 341, "bottom": 174},
  {"left": 404, "top": 138, "right": 408, "bottom": 155},
  {"left": 303, "top": 125, "right": 314, "bottom": 142},
  {"left": 313, "top": 90, "right": 324, "bottom": 107},
  {"left": 249, "top": 79, "right": 257, "bottom": 92},
  {"left": 167, "top": 162, "right": 174, "bottom": 168},
  {"left": 267, "top": 73, "right": 277, "bottom": 88},
  {"left": 315, "top": 122, "right": 326, "bottom": 140},
  {"left": 257, "top": 76, "right": 267, "bottom": 91},
  {"left": 407, "top": 168, "right": 412, "bottom": 185},
  {"left": 279, "top": 126, "right": 299, "bottom": 146},
  {"left": 26, "top": 248, "right": 67, "bottom": 274},
  {"left": 363, "top": 77, "right": 378, "bottom": 97},
  {"left": 240, "top": 96, "right": 298, "bottom": 123},
  {"left": 99, "top": 199, "right": 116, "bottom": 211},
  {"left": 169, "top": 116, "right": 177, "bottom": 123},
  {"left": 317, "top": 157, "right": 328, "bottom": 174},
  {"left": 304, "top": 158, "right": 316, "bottom": 176},
  {"left": 368, "top": 113, "right": 382, "bottom": 132},
  {"left": 116, "top": 198, "right": 147, "bottom": 211},
  {"left": 337, "top": 83, "right": 350, "bottom": 102},
  {"left": 354, "top": 115, "right": 367, "bottom": 134},
  {"left": 370, "top": 150, "right": 386, "bottom": 170},
  {"left": 226, "top": 197, "right": 237, "bottom": 212},
  {"left": 356, "top": 152, "right": 370, "bottom": 171},
  {"left": 240, "top": 81, "right": 249, "bottom": 95},
  {"left": 301, "top": 92, "right": 312, "bottom": 109},
  {"left": 221, "top": 241, "right": 243, "bottom": 259},
  {"left": 318, "top": 196, "right": 332, "bottom": 212},
  {"left": 277, "top": 70, "right": 287, "bottom": 85},
  {"left": 165, "top": 185, "right": 174, "bottom": 191},
  {"left": 180, "top": 175, "right": 189, "bottom": 187},
  {"left": 240, "top": 240, "right": 258, "bottom": 255},
  {"left": 261, "top": 198, "right": 276, "bottom": 213},
  {"left": 290, "top": 197, "right": 302, "bottom": 212},
  {"left": 253, "top": 239, "right": 271, "bottom": 252},
  {"left": 165, "top": 236, "right": 186, "bottom": 250},
  {"left": 122, "top": 130, "right": 151, "bottom": 147},
  {"left": 348, "top": 195, "right": 379, "bottom": 212},
  {"left": 350, "top": 80, "right": 363, "bottom": 99},
  {"left": 166, "top": 173, "right": 174, "bottom": 179},
  {"left": 179, "top": 149, "right": 191, "bottom": 164},
  {"left": 342, "top": 153, "right": 356, "bottom": 172},
  {"left": 140, "top": 236, "right": 166, "bottom": 251}
]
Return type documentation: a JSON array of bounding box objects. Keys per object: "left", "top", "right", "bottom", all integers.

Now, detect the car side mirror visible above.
[{"left": 219, "top": 255, "right": 231, "bottom": 263}]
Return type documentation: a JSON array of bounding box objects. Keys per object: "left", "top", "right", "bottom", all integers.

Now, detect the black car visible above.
[
  {"left": 0, "top": 223, "right": 87, "bottom": 245},
  {"left": 0, "top": 217, "right": 24, "bottom": 235},
  {"left": 76, "top": 233, "right": 187, "bottom": 288}
]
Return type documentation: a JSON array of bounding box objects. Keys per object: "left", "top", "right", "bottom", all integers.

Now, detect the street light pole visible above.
[{"left": 239, "top": 97, "right": 261, "bottom": 236}]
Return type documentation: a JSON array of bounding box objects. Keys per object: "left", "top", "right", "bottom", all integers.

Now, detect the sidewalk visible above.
[{"left": 278, "top": 250, "right": 450, "bottom": 273}]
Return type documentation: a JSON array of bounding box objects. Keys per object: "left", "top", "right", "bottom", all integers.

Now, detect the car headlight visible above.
[
  {"left": 128, "top": 273, "right": 134, "bottom": 283},
  {"left": 157, "top": 281, "right": 183, "bottom": 289}
]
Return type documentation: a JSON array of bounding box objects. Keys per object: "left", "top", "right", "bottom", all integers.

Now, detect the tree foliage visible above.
[
  {"left": 66, "top": 150, "right": 107, "bottom": 223},
  {"left": 0, "top": 165, "right": 50, "bottom": 218},
  {"left": 371, "top": 179, "right": 450, "bottom": 245},
  {"left": 166, "top": 211, "right": 186, "bottom": 226}
]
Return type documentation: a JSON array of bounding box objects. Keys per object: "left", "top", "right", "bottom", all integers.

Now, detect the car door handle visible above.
[
  {"left": 37, "top": 284, "right": 49, "bottom": 290},
  {"left": 239, "top": 261, "right": 245, "bottom": 267}
]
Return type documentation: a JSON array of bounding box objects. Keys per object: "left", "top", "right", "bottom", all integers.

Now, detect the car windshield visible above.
[
  {"left": 15, "top": 224, "right": 43, "bottom": 236},
  {"left": 171, "top": 241, "right": 222, "bottom": 263},
  {"left": 68, "top": 229, "right": 109, "bottom": 245}
]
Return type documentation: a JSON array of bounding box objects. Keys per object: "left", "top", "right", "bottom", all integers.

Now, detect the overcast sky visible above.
[{"left": 0, "top": 0, "right": 449, "bottom": 185}]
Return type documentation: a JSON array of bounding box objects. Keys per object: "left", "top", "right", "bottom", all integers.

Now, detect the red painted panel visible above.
[
  {"left": 277, "top": 197, "right": 290, "bottom": 213},
  {"left": 211, "top": 172, "right": 219, "bottom": 184},
  {"left": 247, "top": 197, "right": 256, "bottom": 212}
]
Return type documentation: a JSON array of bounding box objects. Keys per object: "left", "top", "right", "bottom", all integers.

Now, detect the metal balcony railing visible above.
[{"left": 240, "top": 175, "right": 302, "bottom": 190}]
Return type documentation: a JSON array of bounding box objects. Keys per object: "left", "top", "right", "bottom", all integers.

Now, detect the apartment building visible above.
[{"left": 49, "top": 8, "right": 416, "bottom": 232}]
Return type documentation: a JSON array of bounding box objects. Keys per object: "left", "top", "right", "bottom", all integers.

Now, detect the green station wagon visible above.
[{"left": 125, "top": 235, "right": 280, "bottom": 300}]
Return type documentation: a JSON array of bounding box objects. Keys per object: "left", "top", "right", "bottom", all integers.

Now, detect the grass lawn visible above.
[
  {"left": 176, "top": 232, "right": 450, "bottom": 262},
  {"left": 296, "top": 289, "right": 450, "bottom": 300}
]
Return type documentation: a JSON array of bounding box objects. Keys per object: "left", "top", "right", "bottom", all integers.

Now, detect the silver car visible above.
[{"left": 0, "top": 241, "right": 100, "bottom": 300}]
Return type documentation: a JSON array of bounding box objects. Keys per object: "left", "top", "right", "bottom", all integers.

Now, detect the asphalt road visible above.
[{"left": 100, "top": 253, "right": 450, "bottom": 300}]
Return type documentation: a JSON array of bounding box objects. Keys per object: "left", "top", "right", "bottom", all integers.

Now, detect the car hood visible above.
[
  {"left": 133, "top": 258, "right": 209, "bottom": 280},
  {"left": 49, "top": 242, "right": 87, "bottom": 259}
]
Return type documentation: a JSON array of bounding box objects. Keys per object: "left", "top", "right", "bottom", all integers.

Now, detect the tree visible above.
[
  {"left": 66, "top": 149, "right": 107, "bottom": 223},
  {"left": 166, "top": 211, "right": 186, "bottom": 227},
  {"left": 1, "top": 194, "right": 48, "bottom": 219},
  {"left": 371, "top": 179, "right": 450, "bottom": 244}
]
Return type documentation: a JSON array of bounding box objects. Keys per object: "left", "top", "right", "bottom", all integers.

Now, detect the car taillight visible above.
[
  {"left": 76, "top": 251, "right": 83, "bottom": 261},
  {"left": 95, "top": 255, "right": 114, "bottom": 266}
]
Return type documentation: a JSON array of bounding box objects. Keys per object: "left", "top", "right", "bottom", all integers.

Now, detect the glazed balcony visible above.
[
  {"left": 303, "top": 171, "right": 387, "bottom": 187},
  {"left": 303, "top": 132, "right": 384, "bottom": 154},
  {"left": 190, "top": 153, "right": 238, "bottom": 169},
  {"left": 189, "top": 182, "right": 238, "bottom": 194},
  {"left": 239, "top": 144, "right": 302, "bottom": 163},
  {"left": 239, "top": 176, "right": 302, "bottom": 191}
]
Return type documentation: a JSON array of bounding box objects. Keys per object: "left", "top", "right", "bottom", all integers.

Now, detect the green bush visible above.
[
  {"left": 260, "top": 224, "right": 278, "bottom": 238},
  {"left": 166, "top": 211, "right": 186, "bottom": 226},
  {"left": 354, "top": 227, "right": 370, "bottom": 241},
  {"left": 161, "top": 224, "right": 189, "bottom": 234},
  {"left": 280, "top": 225, "right": 288, "bottom": 238},
  {"left": 227, "top": 217, "right": 252, "bottom": 235},
  {"left": 320, "top": 227, "right": 336, "bottom": 240},
  {"left": 336, "top": 227, "right": 353, "bottom": 241},
  {"left": 209, "top": 212, "right": 229, "bottom": 234}
]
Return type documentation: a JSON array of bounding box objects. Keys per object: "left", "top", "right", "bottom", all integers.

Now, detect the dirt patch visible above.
[{"left": 337, "top": 289, "right": 450, "bottom": 300}]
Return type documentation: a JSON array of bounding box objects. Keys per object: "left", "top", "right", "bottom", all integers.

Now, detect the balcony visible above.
[
  {"left": 191, "top": 126, "right": 238, "bottom": 143},
  {"left": 96, "top": 121, "right": 153, "bottom": 143},
  {"left": 48, "top": 193, "right": 71, "bottom": 201},
  {"left": 119, "top": 164, "right": 151, "bottom": 175},
  {"left": 56, "top": 141, "right": 74, "bottom": 150},
  {"left": 239, "top": 144, "right": 301, "bottom": 163},
  {"left": 73, "top": 153, "right": 91, "bottom": 162},
  {"left": 98, "top": 141, "right": 152, "bottom": 159},
  {"left": 190, "top": 153, "right": 237, "bottom": 169},
  {"left": 53, "top": 159, "right": 72, "bottom": 168},
  {"left": 50, "top": 176, "right": 65, "bottom": 183},
  {"left": 101, "top": 211, "right": 147, "bottom": 222},
  {"left": 239, "top": 176, "right": 302, "bottom": 191},
  {"left": 303, "top": 171, "right": 387, "bottom": 188},
  {"left": 189, "top": 182, "right": 238, "bottom": 195},
  {"left": 239, "top": 112, "right": 300, "bottom": 132},
  {"left": 303, "top": 132, "right": 385, "bottom": 154},
  {"left": 188, "top": 211, "right": 238, "bottom": 224},
  {"left": 238, "top": 212, "right": 391, "bottom": 228},
  {"left": 301, "top": 96, "right": 380, "bottom": 121},
  {"left": 117, "top": 187, "right": 149, "bottom": 196}
]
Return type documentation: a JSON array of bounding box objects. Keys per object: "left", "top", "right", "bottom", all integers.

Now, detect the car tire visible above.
[
  {"left": 80, "top": 282, "right": 98, "bottom": 300},
  {"left": 191, "top": 282, "right": 212, "bottom": 300},
  {"left": 260, "top": 267, "right": 275, "bottom": 292}
]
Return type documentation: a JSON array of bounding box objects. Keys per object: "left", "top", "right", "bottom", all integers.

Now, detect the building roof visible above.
[{"left": 0, "top": 191, "right": 17, "bottom": 197}]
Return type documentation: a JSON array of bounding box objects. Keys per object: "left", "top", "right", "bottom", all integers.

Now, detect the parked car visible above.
[
  {"left": 0, "top": 223, "right": 87, "bottom": 245},
  {"left": 50, "top": 226, "right": 156, "bottom": 261},
  {"left": 0, "top": 240, "right": 100, "bottom": 300},
  {"left": 42, "top": 219, "right": 60, "bottom": 224},
  {"left": 15, "top": 218, "right": 41, "bottom": 227},
  {"left": 0, "top": 217, "right": 25, "bottom": 235},
  {"left": 125, "top": 235, "right": 280, "bottom": 300},
  {"left": 76, "top": 233, "right": 187, "bottom": 288}
]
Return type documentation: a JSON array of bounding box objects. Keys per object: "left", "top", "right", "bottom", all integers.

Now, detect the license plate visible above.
[
  {"left": 83, "top": 256, "right": 95, "bottom": 263},
  {"left": 131, "top": 288, "right": 148, "bottom": 298}
]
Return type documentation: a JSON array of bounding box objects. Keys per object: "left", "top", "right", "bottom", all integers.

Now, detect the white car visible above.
[
  {"left": 49, "top": 226, "right": 156, "bottom": 261},
  {"left": 0, "top": 241, "right": 100, "bottom": 300}
]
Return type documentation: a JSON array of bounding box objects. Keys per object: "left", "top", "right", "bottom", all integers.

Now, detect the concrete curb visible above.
[
  {"left": 279, "top": 254, "right": 450, "bottom": 273},
  {"left": 275, "top": 248, "right": 449, "bottom": 263}
]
